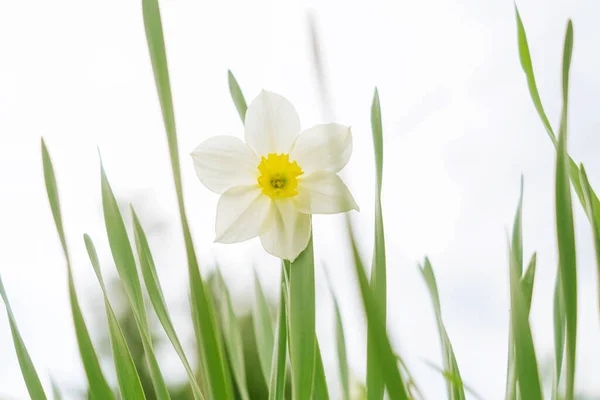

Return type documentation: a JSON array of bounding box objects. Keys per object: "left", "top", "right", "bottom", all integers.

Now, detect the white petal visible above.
[
  {"left": 191, "top": 136, "right": 259, "bottom": 194},
  {"left": 215, "top": 185, "right": 273, "bottom": 243},
  {"left": 294, "top": 171, "right": 359, "bottom": 214},
  {"left": 259, "top": 198, "right": 311, "bottom": 261},
  {"left": 289, "top": 123, "right": 352, "bottom": 175},
  {"left": 245, "top": 90, "right": 301, "bottom": 156}
]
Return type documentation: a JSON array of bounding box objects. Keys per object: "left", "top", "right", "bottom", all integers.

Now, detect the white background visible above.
[{"left": 1, "top": 0, "right": 600, "bottom": 398}]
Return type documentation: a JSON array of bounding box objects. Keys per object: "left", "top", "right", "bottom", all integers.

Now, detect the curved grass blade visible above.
[
  {"left": 131, "top": 208, "right": 205, "bottom": 400},
  {"left": 227, "top": 70, "right": 247, "bottom": 124},
  {"left": 555, "top": 20, "right": 577, "bottom": 400},
  {"left": 252, "top": 271, "right": 275, "bottom": 385},
  {"left": 0, "top": 274, "right": 47, "bottom": 400},
  {"left": 313, "top": 340, "right": 330, "bottom": 400},
  {"left": 367, "top": 87, "right": 386, "bottom": 400},
  {"left": 214, "top": 270, "right": 250, "bottom": 400},
  {"left": 142, "top": 1, "right": 233, "bottom": 398},
  {"left": 552, "top": 268, "right": 566, "bottom": 400},
  {"left": 268, "top": 268, "right": 288, "bottom": 400},
  {"left": 332, "top": 291, "right": 350, "bottom": 400},
  {"left": 420, "top": 258, "right": 465, "bottom": 400},
  {"left": 580, "top": 166, "right": 600, "bottom": 321},
  {"left": 347, "top": 227, "right": 408, "bottom": 400},
  {"left": 84, "top": 235, "right": 147, "bottom": 400},
  {"left": 100, "top": 163, "right": 170, "bottom": 400},
  {"left": 41, "top": 140, "right": 115, "bottom": 400},
  {"left": 288, "top": 236, "right": 316, "bottom": 400},
  {"left": 422, "top": 361, "right": 484, "bottom": 400}
]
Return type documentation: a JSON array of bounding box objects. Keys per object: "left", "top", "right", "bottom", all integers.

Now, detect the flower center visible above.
[{"left": 257, "top": 153, "right": 303, "bottom": 198}]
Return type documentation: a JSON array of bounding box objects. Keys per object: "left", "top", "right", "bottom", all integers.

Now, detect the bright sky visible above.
[{"left": 1, "top": 0, "right": 600, "bottom": 399}]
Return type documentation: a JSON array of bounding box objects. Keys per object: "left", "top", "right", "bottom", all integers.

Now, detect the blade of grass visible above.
[
  {"left": 131, "top": 208, "right": 205, "bottom": 400},
  {"left": 141, "top": 1, "right": 233, "bottom": 398},
  {"left": 84, "top": 235, "right": 146, "bottom": 400},
  {"left": 41, "top": 140, "right": 115, "bottom": 400},
  {"left": 253, "top": 271, "right": 275, "bottom": 385},
  {"left": 227, "top": 70, "right": 248, "bottom": 124},
  {"left": 333, "top": 290, "right": 350, "bottom": 400},
  {"left": 0, "top": 274, "right": 47, "bottom": 400},
  {"left": 51, "top": 379, "right": 62, "bottom": 400},
  {"left": 422, "top": 361, "right": 484, "bottom": 400},
  {"left": 420, "top": 258, "right": 465, "bottom": 400},
  {"left": 367, "top": 87, "right": 386, "bottom": 400},
  {"left": 288, "top": 236, "right": 316, "bottom": 400},
  {"left": 268, "top": 266, "right": 288, "bottom": 400},
  {"left": 100, "top": 163, "right": 170, "bottom": 400},
  {"left": 552, "top": 268, "right": 566, "bottom": 400},
  {"left": 555, "top": 20, "right": 577, "bottom": 400},
  {"left": 313, "top": 340, "right": 330, "bottom": 400},
  {"left": 214, "top": 270, "right": 250, "bottom": 400},
  {"left": 579, "top": 166, "right": 600, "bottom": 321},
  {"left": 347, "top": 226, "right": 409, "bottom": 400}
]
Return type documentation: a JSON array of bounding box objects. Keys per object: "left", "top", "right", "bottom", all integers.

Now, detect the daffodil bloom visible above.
[{"left": 191, "top": 90, "right": 359, "bottom": 261}]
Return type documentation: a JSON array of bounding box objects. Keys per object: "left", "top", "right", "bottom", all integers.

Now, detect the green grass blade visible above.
[
  {"left": 579, "top": 166, "right": 600, "bottom": 320},
  {"left": 227, "top": 70, "right": 248, "bottom": 124},
  {"left": 84, "top": 234, "right": 147, "bottom": 400},
  {"left": 347, "top": 228, "right": 409, "bottom": 400},
  {"left": 131, "top": 208, "right": 205, "bottom": 400},
  {"left": 51, "top": 379, "right": 62, "bottom": 400},
  {"left": 332, "top": 291, "right": 350, "bottom": 400},
  {"left": 420, "top": 258, "right": 465, "bottom": 400},
  {"left": 252, "top": 272, "right": 275, "bottom": 385},
  {"left": 100, "top": 164, "right": 171, "bottom": 400},
  {"left": 214, "top": 270, "right": 250, "bottom": 400},
  {"left": 268, "top": 269, "right": 288, "bottom": 400},
  {"left": 313, "top": 340, "right": 330, "bottom": 400},
  {"left": 288, "top": 236, "right": 316, "bottom": 400},
  {"left": 521, "top": 253, "right": 537, "bottom": 314},
  {"left": 555, "top": 20, "right": 577, "bottom": 400},
  {"left": 367, "top": 87, "right": 386, "bottom": 400},
  {"left": 423, "top": 361, "right": 484, "bottom": 400},
  {"left": 552, "top": 269, "right": 566, "bottom": 400},
  {"left": 0, "top": 274, "right": 48, "bottom": 400},
  {"left": 41, "top": 140, "right": 115, "bottom": 400},
  {"left": 141, "top": 1, "right": 233, "bottom": 398}
]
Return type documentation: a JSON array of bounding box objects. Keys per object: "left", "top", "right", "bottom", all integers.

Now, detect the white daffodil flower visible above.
[{"left": 191, "top": 90, "right": 359, "bottom": 261}]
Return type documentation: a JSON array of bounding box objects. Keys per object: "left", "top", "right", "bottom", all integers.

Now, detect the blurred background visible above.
[{"left": 1, "top": 0, "right": 600, "bottom": 398}]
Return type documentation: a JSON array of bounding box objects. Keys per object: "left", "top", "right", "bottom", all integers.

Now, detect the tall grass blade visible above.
[
  {"left": 552, "top": 269, "right": 566, "bottom": 400},
  {"left": 313, "top": 340, "right": 330, "bottom": 400},
  {"left": 227, "top": 70, "right": 248, "bottom": 124},
  {"left": 50, "top": 379, "right": 62, "bottom": 400},
  {"left": 131, "top": 208, "right": 204, "bottom": 400},
  {"left": 333, "top": 290, "right": 350, "bottom": 400},
  {"left": 367, "top": 87, "right": 386, "bottom": 400},
  {"left": 268, "top": 268, "right": 288, "bottom": 400},
  {"left": 84, "top": 235, "right": 147, "bottom": 400},
  {"left": 420, "top": 258, "right": 465, "bottom": 400},
  {"left": 214, "top": 270, "right": 250, "bottom": 400},
  {"left": 347, "top": 228, "right": 409, "bottom": 400},
  {"left": 579, "top": 166, "right": 600, "bottom": 321},
  {"left": 41, "top": 140, "right": 115, "bottom": 400},
  {"left": 0, "top": 274, "right": 47, "bottom": 400},
  {"left": 142, "top": 1, "right": 233, "bottom": 398},
  {"left": 423, "top": 361, "right": 484, "bottom": 400},
  {"left": 253, "top": 272, "right": 275, "bottom": 385},
  {"left": 100, "top": 164, "right": 170, "bottom": 400},
  {"left": 555, "top": 20, "right": 577, "bottom": 400},
  {"left": 288, "top": 237, "right": 316, "bottom": 400}
]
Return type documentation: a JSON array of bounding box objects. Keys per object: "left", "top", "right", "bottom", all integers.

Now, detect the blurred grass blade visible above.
[
  {"left": 332, "top": 290, "right": 350, "bottom": 400},
  {"left": 214, "top": 270, "right": 250, "bottom": 400},
  {"left": 84, "top": 234, "right": 147, "bottom": 400},
  {"left": 521, "top": 253, "right": 537, "bottom": 313},
  {"left": 555, "top": 20, "right": 577, "bottom": 400},
  {"left": 552, "top": 269, "right": 566, "bottom": 400},
  {"left": 367, "top": 87, "right": 386, "bottom": 400},
  {"left": 100, "top": 163, "right": 171, "bottom": 400},
  {"left": 228, "top": 70, "right": 248, "bottom": 123},
  {"left": 347, "top": 227, "right": 409, "bottom": 400},
  {"left": 579, "top": 166, "right": 600, "bottom": 320},
  {"left": 131, "top": 208, "right": 205, "bottom": 400},
  {"left": 423, "top": 361, "right": 484, "bottom": 400},
  {"left": 508, "top": 182, "right": 543, "bottom": 400},
  {"left": 0, "top": 274, "right": 47, "bottom": 400},
  {"left": 288, "top": 236, "right": 316, "bottom": 400},
  {"left": 420, "top": 258, "right": 465, "bottom": 400},
  {"left": 142, "top": 1, "right": 233, "bottom": 398},
  {"left": 268, "top": 269, "right": 288, "bottom": 400},
  {"left": 253, "top": 271, "right": 275, "bottom": 385},
  {"left": 41, "top": 140, "right": 115, "bottom": 400},
  {"left": 313, "top": 340, "right": 330, "bottom": 400},
  {"left": 51, "top": 379, "right": 62, "bottom": 400}
]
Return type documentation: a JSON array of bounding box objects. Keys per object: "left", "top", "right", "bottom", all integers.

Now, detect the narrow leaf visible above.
[
  {"left": 580, "top": 166, "right": 600, "bottom": 321},
  {"left": 0, "top": 274, "right": 47, "bottom": 400},
  {"left": 253, "top": 272, "right": 275, "bottom": 385},
  {"left": 268, "top": 268, "right": 288, "bottom": 400},
  {"left": 313, "top": 340, "right": 330, "bottom": 400},
  {"left": 333, "top": 292, "right": 350, "bottom": 400},
  {"left": 227, "top": 70, "right": 248, "bottom": 123},
  {"left": 51, "top": 379, "right": 62, "bottom": 400},
  {"left": 552, "top": 269, "right": 566, "bottom": 400}
]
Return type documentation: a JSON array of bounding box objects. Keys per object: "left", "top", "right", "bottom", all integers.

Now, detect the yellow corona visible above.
[{"left": 257, "top": 153, "right": 303, "bottom": 198}]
